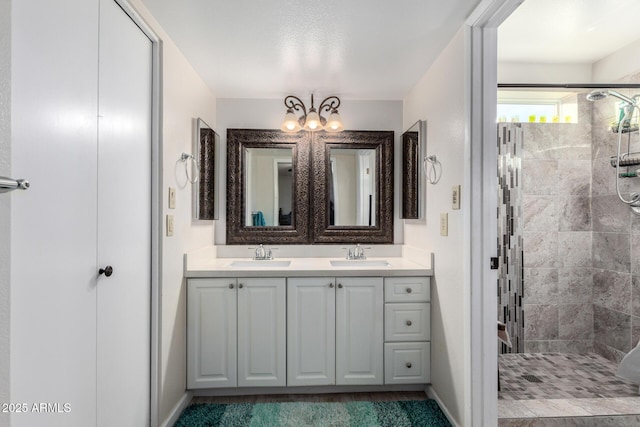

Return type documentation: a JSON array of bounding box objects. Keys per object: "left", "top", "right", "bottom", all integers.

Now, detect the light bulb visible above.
[
  {"left": 281, "top": 109, "right": 301, "bottom": 132},
  {"left": 303, "top": 109, "right": 322, "bottom": 131},
  {"left": 324, "top": 110, "right": 344, "bottom": 132}
]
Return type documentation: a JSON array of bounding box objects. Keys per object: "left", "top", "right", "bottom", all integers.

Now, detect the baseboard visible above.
[
  {"left": 192, "top": 384, "right": 424, "bottom": 397},
  {"left": 425, "top": 385, "right": 460, "bottom": 427},
  {"left": 159, "top": 391, "right": 192, "bottom": 427}
]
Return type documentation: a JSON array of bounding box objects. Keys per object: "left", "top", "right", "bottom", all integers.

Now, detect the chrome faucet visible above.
[
  {"left": 252, "top": 244, "right": 273, "bottom": 260},
  {"left": 346, "top": 244, "right": 367, "bottom": 260}
]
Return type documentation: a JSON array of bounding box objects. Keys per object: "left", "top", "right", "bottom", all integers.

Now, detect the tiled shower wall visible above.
[
  {"left": 514, "top": 82, "right": 640, "bottom": 360},
  {"left": 521, "top": 95, "right": 595, "bottom": 353},
  {"left": 591, "top": 74, "right": 640, "bottom": 362}
]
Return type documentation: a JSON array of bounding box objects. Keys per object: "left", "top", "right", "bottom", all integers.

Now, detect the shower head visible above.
[
  {"left": 586, "top": 89, "right": 637, "bottom": 106},
  {"left": 586, "top": 90, "right": 608, "bottom": 101}
]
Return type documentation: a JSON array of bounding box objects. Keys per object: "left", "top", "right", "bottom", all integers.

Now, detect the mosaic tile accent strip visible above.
[
  {"left": 498, "top": 123, "right": 524, "bottom": 354},
  {"left": 499, "top": 352, "right": 639, "bottom": 400}
]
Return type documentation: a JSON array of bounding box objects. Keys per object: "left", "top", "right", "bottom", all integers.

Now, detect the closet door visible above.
[
  {"left": 96, "top": 1, "right": 152, "bottom": 426},
  {"left": 10, "top": 0, "right": 100, "bottom": 426}
]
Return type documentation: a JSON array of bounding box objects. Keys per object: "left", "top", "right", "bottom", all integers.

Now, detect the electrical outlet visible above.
[
  {"left": 166, "top": 214, "right": 174, "bottom": 237},
  {"left": 452, "top": 185, "right": 460, "bottom": 210},
  {"left": 168, "top": 187, "right": 176, "bottom": 209},
  {"left": 440, "top": 213, "right": 448, "bottom": 236}
]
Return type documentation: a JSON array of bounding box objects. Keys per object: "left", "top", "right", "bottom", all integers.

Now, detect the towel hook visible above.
[
  {"left": 423, "top": 155, "right": 442, "bottom": 184},
  {"left": 180, "top": 153, "right": 199, "bottom": 184}
]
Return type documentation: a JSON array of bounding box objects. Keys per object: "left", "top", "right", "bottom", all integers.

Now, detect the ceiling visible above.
[
  {"left": 141, "top": 0, "right": 480, "bottom": 100},
  {"left": 140, "top": 0, "right": 640, "bottom": 100},
  {"left": 498, "top": 0, "right": 640, "bottom": 64}
]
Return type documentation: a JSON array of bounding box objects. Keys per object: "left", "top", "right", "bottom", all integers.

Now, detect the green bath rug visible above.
[{"left": 174, "top": 399, "right": 451, "bottom": 427}]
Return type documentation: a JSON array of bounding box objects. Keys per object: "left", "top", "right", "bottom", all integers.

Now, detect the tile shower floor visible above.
[{"left": 499, "top": 353, "right": 640, "bottom": 425}]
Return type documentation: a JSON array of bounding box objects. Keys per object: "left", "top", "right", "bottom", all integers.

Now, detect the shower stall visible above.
[{"left": 497, "top": 82, "right": 640, "bottom": 421}]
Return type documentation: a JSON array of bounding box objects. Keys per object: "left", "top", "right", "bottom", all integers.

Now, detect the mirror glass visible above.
[
  {"left": 193, "top": 118, "right": 219, "bottom": 220},
  {"left": 244, "top": 147, "right": 294, "bottom": 227},
  {"left": 401, "top": 120, "right": 425, "bottom": 219},
  {"left": 328, "top": 148, "right": 377, "bottom": 226}
]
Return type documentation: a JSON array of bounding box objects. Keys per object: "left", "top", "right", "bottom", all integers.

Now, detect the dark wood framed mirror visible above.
[
  {"left": 311, "top": 131, "right": 394, "bottom": 243},
  {"left": 226, "top": 129, "right": 311, "bottom": 244},
  {"left": 401, "top": 120, "right": 425, "bottom": 219},
  {"left": 193, "top": 118, "right": 219, "bottom": 220}
]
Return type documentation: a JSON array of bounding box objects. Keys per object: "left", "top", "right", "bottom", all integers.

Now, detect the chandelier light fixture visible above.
[{"left": 281, "top": 94, "right": 344, "bottom": 133}]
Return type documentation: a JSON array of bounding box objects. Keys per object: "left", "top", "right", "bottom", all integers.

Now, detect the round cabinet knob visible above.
[
  {"left": 338, "top": 283, "right": 343, "bottom": 289},
  {"left": 98, "top": 266, "right": 113, "bottom": 277},
  {"left": 406, "top": 362, "right": 412, "bottom": 369},
  {"left": 329, "top": 283, "right": 334, "bottom": 288},
  {"left": 229, "top": 283, "right": 234, "bottom": 289},
  {"left": 238, "top": 283, "right": 244, "bottom": 289},
  {"left": 406, "top": 287, "right": 412, "bottom": 294},
  {"left": 406, "top": 320, "right": 412, "bottom": 326}
]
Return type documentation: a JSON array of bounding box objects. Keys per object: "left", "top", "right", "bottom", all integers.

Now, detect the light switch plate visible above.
[
  {"left": 168, "top": 187, "right": 176, "bottom": 209},
  {"left": 440, "top": 213, "right": 448, "bottom": 236},
  {"left": 166, "top": 214, "right": 174, "bottom": 237},
  {"left": 452, "top": 185, "right": 460, "bottom": 210}
]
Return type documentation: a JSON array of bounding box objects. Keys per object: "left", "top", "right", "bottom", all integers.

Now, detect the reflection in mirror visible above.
[
  {"left": 244, "top": 147, "right": 293, "bottom": 227},
  {"left": 401, "top": 120, "right": 425, "bottom": 219},
  {"left": 328, "top": 148, "right": 376, "bottom": 226},
  {"left": 193, "top": 118, "right": 219, "bottom": 220}
]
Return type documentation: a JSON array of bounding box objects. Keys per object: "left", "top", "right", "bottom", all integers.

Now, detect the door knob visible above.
[
  {"left": 406, "top": 362, "right": 412, "bottom": 368},
  {"left": 99, "top": 266, "right": 113, "bottom": 277},
  {"left": 406, "top": 320, "right": 412, "bottom": 326},
  {"left": 329, "top": 283, "right": 334, "bottom": 288}
]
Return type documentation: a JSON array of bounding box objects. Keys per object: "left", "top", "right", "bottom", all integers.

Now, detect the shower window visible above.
[{"left": 497, "top": 90, "right": 578, "bottom": 123}]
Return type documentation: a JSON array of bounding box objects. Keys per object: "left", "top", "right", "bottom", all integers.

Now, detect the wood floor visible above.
[{"left": 192, "top": 391, "right": 427, "bottom": 405}]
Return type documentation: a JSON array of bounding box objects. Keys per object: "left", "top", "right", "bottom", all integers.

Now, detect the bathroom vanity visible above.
[{"left": 184, "top": 251, "right": 432, "bottom": 394}]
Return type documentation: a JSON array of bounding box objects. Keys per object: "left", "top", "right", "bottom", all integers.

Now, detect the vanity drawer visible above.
[
  {"left": 384, "top": 277, "right": 430, "bottom": 302},
  {"left": 384, "top": 342, "right": 430, "bottom": 384},
  {"left": 384, "top": 303, "right": 430, "bottom": 342}
]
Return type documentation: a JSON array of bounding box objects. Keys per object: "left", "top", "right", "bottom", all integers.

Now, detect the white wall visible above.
[
  {"left": 592, "top": 38, "right": 640, "bottom": 83},
  {"left": 127, "top": 1, "right": 217, "bottom": 424},
  {"left": 215, "top": 98, "right": 403, "bottom": 244},
  {"left": 403, "top": 27, "right": 468, "bottom": 426},
  {"left": 498, "top": 61, "right": 592, "bottom": 84},
  {"left": 0, "top": 0, "right": 11, "bottom": 425}
]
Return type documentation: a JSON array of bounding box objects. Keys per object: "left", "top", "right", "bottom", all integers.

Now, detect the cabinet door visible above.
[
  {"left": 187, "top": 278, "right": 237, "bottom": 389},
  {"left": 237, "top": 277, "right": 286, "bottom": 387},
  {"left": 336, "top": 277, "right": 384, "bottom": 385},
  {"left": 287, "top": 277, "right": 336, "bottom": 386}
]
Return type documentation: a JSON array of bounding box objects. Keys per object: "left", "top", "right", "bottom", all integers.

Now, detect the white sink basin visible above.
[
  {"left": 228, "top": 260, "right": 291, "bottom": 268},
  {"left": 330, "top": 260, "right": 391, "bottom": 267}
]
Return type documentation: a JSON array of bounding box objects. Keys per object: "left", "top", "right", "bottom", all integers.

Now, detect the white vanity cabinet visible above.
[
  {"left": 187, "top": 277, "right": 286, "bottom": 389},
  {"left": 287, "top": 277, "right": 384, "bottom": 386},
  {"left": 383, "top": 277, "right": 431, "bottom": 384}
]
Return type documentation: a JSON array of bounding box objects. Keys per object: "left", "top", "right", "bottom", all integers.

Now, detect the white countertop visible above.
[{"left": 185, "top": 249, "right": 433, "bottom": 278}]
